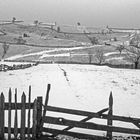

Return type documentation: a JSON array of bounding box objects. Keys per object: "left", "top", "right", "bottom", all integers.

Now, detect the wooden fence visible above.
[
  {"left": 41, "top": 84, "right": 140, "bottom": 140},
  {"left": 0, "top": 63, "right": 37, "bottom": 72},
  {"left": 1, "top": 84, "right": 140, "bottom": 140},
  {"left": 0, "top": 86, "right": 42, "bottom": 140}
]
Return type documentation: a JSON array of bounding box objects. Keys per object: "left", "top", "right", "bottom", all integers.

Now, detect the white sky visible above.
[{"left": 0, "top": 0, "right": 140, "bottom": 27}]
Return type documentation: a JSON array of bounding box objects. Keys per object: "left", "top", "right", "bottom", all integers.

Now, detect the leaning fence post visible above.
[
  {"left": 40, "top": 84, "right": 51, "bottom": 132},
  {"left": 0, "top": 93, "right": 5, "bottom": 140},
  {"left": 8, "top": 88, "right": 12, "bottom": 140},
  {"left": 107, "top": 92, "right": 113, "bottom": 140},
  {"left": 20, "top": 92, "right": 26, "bottom": 140},
  {"left": 36, "top": 97, "right": 42, "bottom": 137}
]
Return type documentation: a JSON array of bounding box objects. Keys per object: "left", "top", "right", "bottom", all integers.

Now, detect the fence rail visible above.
[
  {"left": 41, "top": 85, "right": 140, "bottom": 140},
  {"left": 43, "top": 116, "right": 140, "bottom": 135},
  {"left": 0, "top": 63, "right": 36, "bottom": 72}
]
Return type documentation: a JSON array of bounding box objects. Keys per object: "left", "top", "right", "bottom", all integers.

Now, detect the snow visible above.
[
  {"left": 40, "top": 53, "right": 70, "bottom": 58},
  {"left": 104, "top": 52, "right": 118, "bottom": 56},
  {"left": 106, "top": 57, "right": 124, "bottom": 61},
  {"left": 104, "top": 52, "right": 126, "bottom": 57},
  {"left": 0, "top": 61, "right": 34, "bottom": 66},
  {"left": 0, "top": 63, "right": 140, "bottom": 136},
  {"left": 5, "top": 45, "right": 95, "bottom": 60}
]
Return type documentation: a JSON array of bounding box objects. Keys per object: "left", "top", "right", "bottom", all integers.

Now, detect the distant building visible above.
[{"left": 39, "top": 22, "right": 57, "bottom": 29}]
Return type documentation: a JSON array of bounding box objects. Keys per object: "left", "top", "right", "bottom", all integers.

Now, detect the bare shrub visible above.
[
  {"left": 125, "top": 33, "right": 140, "bottom": 69},
  {"left": 95, "top": 49, "right": 105, "bottom": 64},
  {"left": 2, "top": 42, "right": 9, "bottom": 59},
  {"left": 116, "top": 44, "right": 125, "bottom": 54}
]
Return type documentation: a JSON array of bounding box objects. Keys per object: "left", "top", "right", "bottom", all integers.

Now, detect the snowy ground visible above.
[
  {"left": 4, "top": 45, "right": 95, "bottom": 61},
  {"left": 0, "top": 63, "right": 140, "bottom": 136}
]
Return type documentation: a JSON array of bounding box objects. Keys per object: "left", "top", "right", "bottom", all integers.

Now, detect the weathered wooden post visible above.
[
  {"left": 20, "top": 92, "right": 26, "bottom": 140},
  {"left": 40, "top": 84, "right": 51, "bottom": 132},
  {"left": 32, "top": 99, "right": 37, "bottom": 140},
  {"left": 27, "top": 86, "right": 31, "bottom": 140},
  {"left": 36, "top": 97, "right": 43, "bottom": 137},
  {"left": 8, "top": 88, "right": 12, "bottom": 140},
  {"left": 0, "top": 93, "right": 5, "bottom": 140},
  {"left": 14, "top": 90, "right": 18, "bottom": 140},
  {"left": 107, "top": 92, "right": 113, "bottom": 140}
]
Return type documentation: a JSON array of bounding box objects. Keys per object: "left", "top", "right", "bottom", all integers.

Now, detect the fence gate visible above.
[{"left": 41, "top": 84, "right": 140, "bottom": 140}]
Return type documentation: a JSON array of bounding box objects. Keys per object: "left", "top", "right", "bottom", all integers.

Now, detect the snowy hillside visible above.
[{"left": 0, "top": 63, "right": 140, "bottom": 136}]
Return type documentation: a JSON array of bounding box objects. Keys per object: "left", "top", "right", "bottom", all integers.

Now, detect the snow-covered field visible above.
[
  {"left": 0, "top": 63, "right": 140, "bottom": 136},
  {"left": 5, "top": 45, "right": 95, "bottom": 61}
]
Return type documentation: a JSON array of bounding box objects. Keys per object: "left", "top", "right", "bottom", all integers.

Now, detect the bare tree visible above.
[
  {"left": 116, "top": 44, "right": 125, "bottom": 54},
  {"left": 2, "top": 42, "right": 9, "bottom": 59},
  {"left": 85, "top": 35, "right": 99, "bottom": 45},
  {"left": 129, "top": 33, "right": 140, "bottom": 47},
  {"left": 125, "top": 33, "right": 140, "bottom": 69},
  {"left": 84, "top": 30, "right": 98, "bottom": 45},
  {"left": 125, "top": 45, "right": 140, "bottom": 69},
  {"left": 90, "top": 36, "right": 99, "bottom": 45},
  {"left": 95, "top": 49, "right": 105, "bottom": 64}
]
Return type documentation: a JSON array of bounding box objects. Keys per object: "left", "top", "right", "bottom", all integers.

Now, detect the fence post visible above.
[
  {"left": 14, "top": 89, "right": 18, "bottom": 140},
  {"left": 20, "top": 92, "right": 26, "bottom": 140},
  {"left": 107, "top": 92, "right": 113, "bottom": 140},
  {"left": 36, "top": 97, "right": 42, "bottom": 137},
  {"left": 27, "top": 86, "right": 31, "bottom": 140},
  {"left": 40, "top": 84, "right": 51, "bottom": 131},
  {"left": 32, "top": 99, "right": 37, "bottom": 140},
  {"left": 8, "top": 88, "right": 12, "bottom": 140},
  {"left": 0, "top": 93, "right": 5, "bottom": 140}
]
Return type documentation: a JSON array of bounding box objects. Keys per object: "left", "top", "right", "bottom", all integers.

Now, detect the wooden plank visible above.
[
  {"left": 107, "top": 92, "right": 113, "bottom": 140},
  {"left": 46, "top": 105, "right": 140, "bottom": 123},
  {"left": 27, "top": 86, "right": 31, "bottom": 140},
  {"left": 4, "top": 102, "right": 34, "bottom": 110},
  {"left": 36, "top": 97, "right": 42, "bottom": 137},
  {"left": 132, "top": 121, "right": 140, "bottom": 129},
  {"left": 40, "top": 84, "right": 51, "bottom": 130},
  {"left": 20, "top": 92, "right": 26, "bottom": 140},
  {"left": 46, "top": 105, "right": 112, "bottom": 117},
  {"left": 14, "top": 90, "right": 18, "bottom": 140},
  {"left": 63, "top": 108, "right": 108, "bottom": 131},
  {"left": 0, "top": 93, "right": 5, "bottom": 139},
  {"left": 8, "top": 88, "right": 12, "bottom": 140},
  {"left": 4, "top": 127, "right": 32, "bottom": 134},
  {"left": 128, "top": 117, "right": 140, "bottom": 129},
  {"left": 0, "top": 94, "right": 2, "bottom": 138},
  {"left": 32, "top": 99, "right": 37, "bottom": 139},
  {"left": 43, "top": 127, "right": 107, "bottom": 140},
  {"left": 43, "top": 84, "right": 51, "bottom": 118},
  {"left": 44, "top": 116, "right": 140, "bottom": 135}
]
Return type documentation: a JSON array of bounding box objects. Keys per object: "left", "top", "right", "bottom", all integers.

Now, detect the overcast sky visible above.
[{"left": 0, "top": 0, "right": 140, "bottom": 27}]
